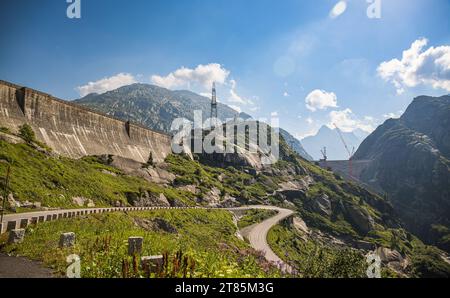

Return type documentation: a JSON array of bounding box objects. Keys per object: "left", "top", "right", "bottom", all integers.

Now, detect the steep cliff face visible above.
[
  {"left": 0, "top": 80, "right": 172, "bottom": 163},
  {"left": 353, "top": 95, "right": 450, "bottom": 251}
]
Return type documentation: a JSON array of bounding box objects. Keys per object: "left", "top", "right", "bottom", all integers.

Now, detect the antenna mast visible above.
[{"left": 210, "top": 82, "right": 218, "bottom": 127}]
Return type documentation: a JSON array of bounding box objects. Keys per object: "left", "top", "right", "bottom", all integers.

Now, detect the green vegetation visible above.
[
  {"left": 237, "top": 209, "right": 277, "bottom": 229},
  {"left": 18, "top": 124, "right": 36, "bottom": 143},
  {"left": 268, "top": 222, "right": 450, "bottom": 278},
  {"left": 166, "top": 154, "right": 275, "bottom": 203},
  {"left": 1, "top": 209, "right": 281, "bottom": 278},
  {"left": 410, "top": 245, "right": 450, "bottom": 278},
  {"left": 268, "top": 224, "right": 367, "bottom": 278},
  {"left": 0, "top": 126, "right": 11, "bottom": 134},
  {"left": 0, "top": 141, "right": 194, "bottom": 208}
]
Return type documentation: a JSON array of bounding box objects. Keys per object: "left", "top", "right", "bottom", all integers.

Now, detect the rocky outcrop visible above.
[
  {"left": 291, "top": 216, "right": 310, "bottom": 237},
  {"left": 126, "top": 192, "right": 170, "bottom": 207},
  {"left": 274, "top": 176, "right": 313, "bottom": 202},
  {"left": 274, "top": 189, "right": 306, "bottom": 201},
  {"left": 353, "top": 95, "right": 450, "bottom": 250},
  {"left": 134, "top": 217, "right": 177, "bottom": 234},
  {"left": 376, "top": 247, "right": 409, "bottom": 274},
  {"left": 310, "top": 194, "right": 332, "bottom": 217},
  {"left": 344, "top": 203, "right": 375, "bottom": 234},
  {"left": 100, "top": 155, "right": 176, "bottom": 185},
  {"left": 72, "top": 197, "right": 95, "bottom": 207}
]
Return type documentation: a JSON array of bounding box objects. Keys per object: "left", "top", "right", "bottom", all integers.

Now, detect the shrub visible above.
[
  {"left": 0, "top": 127, "right": 11, "bottom": 134},
  {"left": 18, "top": 124, "right": 36, "bottom": 143}
]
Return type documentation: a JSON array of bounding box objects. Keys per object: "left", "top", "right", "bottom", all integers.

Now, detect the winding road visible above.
[
  {"left": 1, "top": 205, "right": 295, "bottom": 277},
  {"left": 230, "top": 206, "right": 295, "bottom": 273}
]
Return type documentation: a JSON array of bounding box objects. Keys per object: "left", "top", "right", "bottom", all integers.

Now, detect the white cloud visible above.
[
  {"left": 151, "top": 63, "right": 230, "bottom": 90},
  {"left": 271, "top": 111, "right": 279, "bottom": 117},
  {"left": 228, "top": 105, "right": 242, "bottom": 114},
  {"left": 283, "top": 91, "right": 290, "bottom": 97},
  {"left": 228, "top": 79, "right": 247, "bottom": 104},
  {"left": 330, "top": 1, "right": 347, "bottom": 19},
  {"left": 378, "top": 38, "right": 450, "bottom": 93},
  {"left": 328, "top": 109, "right": 375, "bottom": 133},
  {"left": 306, "top": 117, "right": 314, "bottom": 125},
  {"left": 305, "top": 89, "right": 338, "bottom": 111},
  {"left": 77, "top": 73, "right": 137, "bottom": 97},
  {"left": 297, "top": 130, "right": 317, "bottom": 139},
  {"left": 226, "top": 79, "right": 257, "bottom": 114},
  {"left": 383, "top": 110, "right": 403, "bottom": 119}
]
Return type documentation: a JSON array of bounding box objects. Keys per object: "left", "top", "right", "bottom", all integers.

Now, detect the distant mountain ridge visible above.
[
  {"left": 353, "top": 95, "right": 450, "bottom": 252},
  {"left": 75, "top": 83, "right": 251, "bottom": 133},
  {"left": 75, "top": 83, "right": 313, "bottom": 160},
  {"left": 301, "top": 125, "right": 369, "bottom": 160}
]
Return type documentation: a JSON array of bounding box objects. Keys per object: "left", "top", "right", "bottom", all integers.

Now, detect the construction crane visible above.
[
  {"left": 320, "top": 147, "right": 327, "bottom": 168},
  {"left": 333, "top": 123, "right": 355, "bottom": 179}
]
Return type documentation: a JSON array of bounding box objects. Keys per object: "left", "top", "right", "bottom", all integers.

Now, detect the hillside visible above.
[
  {"left": 353, "top": 95, "right": 450, "bottom": 253},
  {"left": 75, "top": 84, "right": 312, "bottom": 161},
  {"left": 302, "top": 126, "right": 368, "bottom": 160},
  {"left": 2, "top": 127, "right": 449, "bottom": 277},
  {"left": 75, "top": 84, "right": 251, "bottom": 133},
  {"left": 277, "top": 128, "right": 313, "bottom": 161}
]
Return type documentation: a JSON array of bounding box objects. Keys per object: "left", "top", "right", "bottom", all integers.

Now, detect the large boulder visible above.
[
  {"left": 376, "top": 247, "right": 403, "bottom": 263},
  {"left": 7, "top": 194, "right": 20, "bottom": 208},
  {"left": 200, "top": 187, "right": 221, "bottom": 207},
  {"left": 344, "top": 204, "right": 375, "bottom": 234},
  {"left": 274, "top": 189, "right": 306, "bottom": 201},
  {"left": 126, "top": 191, "right": 170, "bottom": 207},
  {"left": 72, "top": 197, "right": 86, "bottom": 207},
  {"left": 311, "top": 194, "right": 332, "bottom": 217},
  {"left": 134, "top": 217, "right": 177, "bottom": 234}
]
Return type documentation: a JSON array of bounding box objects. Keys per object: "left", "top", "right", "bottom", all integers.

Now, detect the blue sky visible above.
[{"left": 1, "top": 0, "right": 449, "bottom": 139}]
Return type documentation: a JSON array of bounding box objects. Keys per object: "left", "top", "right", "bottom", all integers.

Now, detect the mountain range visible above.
[
  {"left": 75, "top": 83, "right": 313, "bottom": 160},
  {"left": 75, "top": 83, "right": 251, "bottom": 133},
  {"left": 301, "top": 125, "right": 369, "bottom": 161}
]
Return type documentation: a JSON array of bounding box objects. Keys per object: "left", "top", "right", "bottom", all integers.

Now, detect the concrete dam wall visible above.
[{"left": 0, "top": 80, "right": 172, "bottom": 163}]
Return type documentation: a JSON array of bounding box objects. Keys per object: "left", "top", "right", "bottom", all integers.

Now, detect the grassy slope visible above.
[
  {"left": 1, "top": 134, "right": 449, "bottom": 277},
  {"left": 166, "top": 154, "right": 274, "bottom": 203},
  {"left": 0, "top": 209, "right": 281, "bottom": 278},
  {"left": 267, "top": 223, "right": 450, "bottom": 278},
  {"left": 0, "top": 140, "right": 194, "bottom": 208},
  {"left": 268, "top": 224, "right": 369, "bottom": 278}
]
